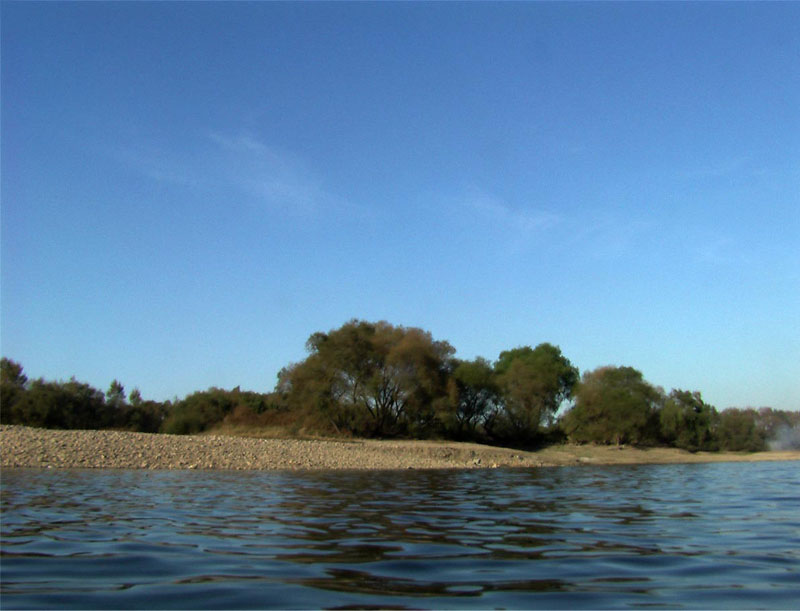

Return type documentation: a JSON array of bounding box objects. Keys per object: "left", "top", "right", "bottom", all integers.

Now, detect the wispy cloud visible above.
[
  {"left": 116, "top": 130, "right": 354, "bottom": 218},
  {"left": 467, "top": 189, "right": 561, "bottom": 233},
  {"left": 453, "top": 188, "right": 562, "bottom": 255},
  {"left": 207, "top": 131, "right": 349, "bottom": 217},
  {"left": 693, "top": 234, "right": 753, "bottom": 267},
  {"left": 114, "top": 139, "right": 207, "bottom": 189}
]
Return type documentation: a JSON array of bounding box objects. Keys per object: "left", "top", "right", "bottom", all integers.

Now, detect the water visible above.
[{"left": 2, "top": 462, "right": 799, "bottom": 609}]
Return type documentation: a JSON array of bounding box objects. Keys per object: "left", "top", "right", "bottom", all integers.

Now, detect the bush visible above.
[
  {"left": 716, "top": 408, "right": 767, "bottom": 452},
  {"left": 9, "top": 378, "right": 110, "bottom": 430},
  {"left": 562, "top": 366, "right": 662, "bottom": 446},
  {"left": 659, "top": 390, "right": 717, "bottom": 452}
]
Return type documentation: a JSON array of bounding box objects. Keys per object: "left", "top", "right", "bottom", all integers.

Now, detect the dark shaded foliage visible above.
[
  {"left": 1, "top": 358, "right": 28, "bottom": 417},
  {"left": 715, "top": 408, "right": 767, "bottom": 452},
  {"left": 446, "top": 357, "right": 499, "bottom": 440},
  {"left": 659, "top": 390, "right": 718, "bottom": 452},
  {"left": 7, "top": 378, "right": 111, "bottom": 430},
  {"left": 160, "top": 387, "right": 282, "bottom": 435}
]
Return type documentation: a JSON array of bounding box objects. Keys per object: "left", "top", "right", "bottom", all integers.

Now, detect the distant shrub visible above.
[
  {"left": 659, "top": 390, "right": 717, "bottom": 452},
  {"left": 160, "top": 388, "right": 287, "bottom": 435},
  {"left": 116, "top": 401, "right": 168, "bottom": 433},
  {"left": 9, "top": 378, "right": 110, "bottom": 430},
  {"left": 715, "top": 408, "right": 767, "bottom": 452}
]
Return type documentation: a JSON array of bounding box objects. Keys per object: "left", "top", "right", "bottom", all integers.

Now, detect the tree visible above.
[
  {"left": 1, "top": 358, "right": 29, "bottom": 419},
  {"left": 488, "top": 344, "right": 578, "bottom": 444},
  {"left": 124, "top": 399, "right": 167, "bottom": 433},
  {"left": 1, "top": 358, "right": 28, "bottom": 387},
  {"left": 106, "top": 379, "right": 127, "bottom": 409},
  {"left": 278, "top": 320, "right": 454, "bottom": 437},
  {"left": 129, "top": 388, "right": 143, "bottom": 407},
  {"left": 563, "top": 366, "right": 662, "bottom": 446},
  {"left": 716, "top": 408, "right": 767, "bottom": 452},
  {"left": 11, "top": 377, "right": 109, "bottom": 429},
  {"left": 161, "top": 387, "right": 238, "bottom": 435},
  {"left": 447, "top": 357, "right": 499, "bottom": 438},
  {"left": 659, "top": 389, "right": 717, "bottom": 451}
]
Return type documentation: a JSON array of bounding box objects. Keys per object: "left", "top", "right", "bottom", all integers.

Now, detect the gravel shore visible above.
[
  {"left": 2, "top": 425, "right": 798, "bottom": 471},
  {"left": 0, "top": 425, "right": 539, "bottom": 470}
]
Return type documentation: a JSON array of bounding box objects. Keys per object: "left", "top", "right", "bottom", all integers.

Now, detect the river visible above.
[{"left": 2, "top": 461, "right": 798, "bottom": 609}]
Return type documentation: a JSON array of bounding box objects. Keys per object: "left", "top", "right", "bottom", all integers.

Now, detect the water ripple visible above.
[{"left": 2, "top": 462, "right": 799, "bottom": 609}]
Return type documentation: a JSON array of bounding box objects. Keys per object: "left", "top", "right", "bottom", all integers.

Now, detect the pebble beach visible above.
[{"left": 2, "top": 424, "right": 798, "bottom": 471}]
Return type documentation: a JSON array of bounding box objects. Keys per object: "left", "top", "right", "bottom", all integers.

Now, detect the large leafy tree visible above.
[
  {"left": 489, "top": 344, "right": 579, "bottom": 443},
  {"left": 447, "top": 357, "right": 499, "bottom": 438},
  {"left": 659, "top": 389, "right": 717, "bottom": 451},
  {"left": 278, "top": 320, "right": 454, "bottom": 437},
  {"left": 563, "top": 366, "right": 662, "bottom": 446}
]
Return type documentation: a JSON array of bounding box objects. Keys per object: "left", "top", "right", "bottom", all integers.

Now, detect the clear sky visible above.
[{"left": 2, "top": 2, "right": 798, "bottom": 411}]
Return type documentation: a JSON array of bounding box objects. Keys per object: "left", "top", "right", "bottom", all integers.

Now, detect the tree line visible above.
[{"left": 2, "top": 319, "right": 798, "bottom": 452}]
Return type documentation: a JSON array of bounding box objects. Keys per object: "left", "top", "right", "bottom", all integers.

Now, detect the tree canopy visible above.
[
  {"left": 448, "top": 357, "right": 499, "bottom": 439},
  {"left": 659, "top": 389, "right": 717, "bottom": 451},
  {"left": 563, "top": 366, "right": 662, "bottom": 445},
  {"left": 488, "top": 344, "right": 578, "bottom": 444},
  {"left": 279, "top": 320, "right": 454, "bottom": 437}
]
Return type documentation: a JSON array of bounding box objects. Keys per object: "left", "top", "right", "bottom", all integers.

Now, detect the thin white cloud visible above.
[
  {"left": 694, "top": 234, "right": 752, "bottom": 266},
  {"left": 573, "top": 215, "right": 656, "bottom": 260},
  {"left": 117, "top": 130, "right": 357, "bottom": 219},
  {"left": 207, "top": 131, "right": 339, "bottom": 216},
  {"left": 114, "top": 140, "right": 206, "bottom": 189},
  {"left": 462, "top": 187, "right": 561, "bottom": 233},
  {"left": 452, "top": 188, "right": 562, "bottom": 256}
]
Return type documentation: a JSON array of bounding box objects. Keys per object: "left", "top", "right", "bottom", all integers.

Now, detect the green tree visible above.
[
  {"left": 1, "top": 358, "right": 29, "bottom": 419},
  {"left": 659, "top": 389, "right": 717, "bottom": 451},
  {"left": 161, "top": 387, "right": 237, "bottom": 435},
  {"left": 447, "top": 357, "right": 499, "bottom": 439},
  {"left": 123, "top": 399, "right": 167, "bottom": 433},
  {"left": 160, "top": 386, "right": 289, "bottom": 435},
  {"left": 278, "top": 320, "right": 454, "bottom": 437},
  {"left": 106, "top": 379, "right": 127, "bottom": 409},
  {"left": 563, "top": 366, "right": 662, "bottom": 446},
  {"left": 488, "top": 344, "right": 578, "bottom": 444},
  {"left": 129, "top": 388, "right": 143, "bottom": 407},
  {"left": 716, "top": 408, "right": 767, "bottom": 452},
  {"left": 12, "top": 377, "right": 109, "bottom": 429}
]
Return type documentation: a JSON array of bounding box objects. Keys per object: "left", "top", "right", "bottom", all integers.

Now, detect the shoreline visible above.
[{"left": 2, "top": 424, "right": 798, "bottom": 471}]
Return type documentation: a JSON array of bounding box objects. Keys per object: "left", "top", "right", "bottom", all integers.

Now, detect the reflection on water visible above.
[{"left": 2, "top": 462, "right": 799, "bottom": 609}]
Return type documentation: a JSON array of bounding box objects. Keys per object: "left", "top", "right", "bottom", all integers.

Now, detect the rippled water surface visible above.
[{"left": 2, "top": 461, "right": 799, "bottom": 609}]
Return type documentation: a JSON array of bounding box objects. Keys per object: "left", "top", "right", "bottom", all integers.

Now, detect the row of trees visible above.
[
  {"left": 3, "top": 319, "right": 798, "bottom": 452},
  {"left": 1, "top": 358, "right": 167, "bottom": 433},
  {"left": 273, "top": 320, "right": 799, "bottom": 451},
  {"left": 276, "top": 321, "right": 580, "bottom": 444}
]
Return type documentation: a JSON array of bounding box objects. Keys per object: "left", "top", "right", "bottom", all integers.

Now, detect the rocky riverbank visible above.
[{"left": 2, "top": 425, "right": 798, "bottom": 471}]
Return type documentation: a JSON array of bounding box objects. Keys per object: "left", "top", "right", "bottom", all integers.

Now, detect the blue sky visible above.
[{"left": 2, "top": 2, "right": 798, "bottom": 411}]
